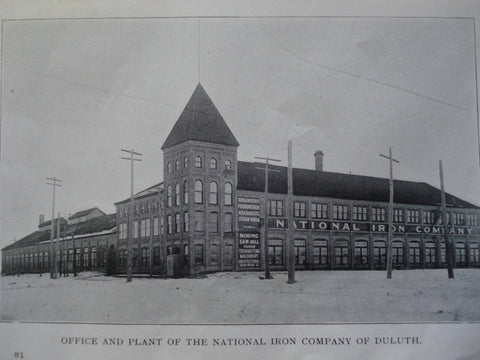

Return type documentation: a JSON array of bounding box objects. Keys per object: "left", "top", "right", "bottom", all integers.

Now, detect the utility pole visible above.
[
  {"left": 121, "top": 148, "right": 142, "bottom": 283},
  {"left": 287, "top": 141, "right": 296, "bottom": 284},
  {"left": 439, "top": 160, "right": 454, "bottom": 279},
  {"left": 255, "top": 156, "right": 281, "bottom": 280},
  {"left": 379, "top": 148, "right": 399, "bottom": 279},
  {"left": 56, "top": 212, "right": 61, "bottom": 278},
  {"left": 47, "top": 177, "right": 62, "bottom": 279}
]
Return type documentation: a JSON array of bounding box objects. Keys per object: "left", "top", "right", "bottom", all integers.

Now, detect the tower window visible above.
[
  {"left": 210, "top": 158, "right": 217, "bottom": 169},
  {"left": 209, "top": 181, "right": 218, "bottom": 204},
  {"left": 195, "top": 156, "right": 202, "bottom": 168},
  {"left": 225, "top": 182, "right": 233, "bottom": 206},
  {"left": 167, "top": 162, "right": 172, "bottom": 173},
  {"left": 183, "top": 156, "right": 189, "bottom": 168},
  {"left": 194, "top": 180, "right": 203, "bottom": 203},
  {"left": 175, "top": 159, "right": 180, "bottom": 171},
  {"left": 225, "top": 160, "right": 232, "bottom": 170}
]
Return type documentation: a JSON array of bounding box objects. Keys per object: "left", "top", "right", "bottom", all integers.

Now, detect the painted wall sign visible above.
[
  {"left": 238, "top": 232, "right": 261, "bottom": 268},
  {"left": 238, "top": 196, "right": 260, "bottom": 231}
]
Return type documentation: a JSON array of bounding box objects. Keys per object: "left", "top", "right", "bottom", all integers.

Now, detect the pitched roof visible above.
[
  {"left": 2, "top": 214, "right": 116, "bottom": 251},
  {"left": 237, "top": 161, "right": 479, "bottom": 209},
  {"left": 161, "top": 83, "right": 239, "bottom": 149},
  {"left": 114, "top": 182, "right": 163, "bottom": 205},
  {"left": 39, "top": 217, "right": 68, "bottom": 228},
  {"left": 69, "top": 207, "right": 106, "bottom": 220}
]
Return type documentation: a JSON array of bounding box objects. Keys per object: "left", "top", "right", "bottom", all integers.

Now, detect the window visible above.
[
  {"left": 183, "top": 181, "right": 189, "bottom": 205},
  {"left": 194, "top": 244, "right": 204, "bottom": 265},
  {"left": 393, "top": 208, "right": 404, "bottom": 223},
  {"left": 153, "top": 217, "right": 159, "bottom": 236},
  {"left": 353, "top": 206, "right": 368, "bottom": 221},
  {"left": 133, "top": 220, "right": 139, "bottom": 239},
  {"left": 354, "top": 240, "right": 368, "bottom": 265},
  {"left": 194, "top": 180, "right": 203, "bottom": 203},
  {"left": 183, "top": 244, "right": 189, "bottom": 265},
  {"left": 184, "top": 156, "right": 189, "bottom": 168},
  {"left": 210, "top": 244, "right": 219, "bottom": 265},
  {"left": 454, "top": 213, "right": 465, "bottom": 226},
  {"left": 334, "top": 240, "right": 349, "bottom": 266},
  {"left": 455, "top": 242, "right": 466, "bottom": 264},
  {"left": 83, "top": 247, "right": 89, "bottom": 268},
  {"left": 225, "top": 213, "right": 233, "bottom": 233},
  {"left": 467, "top": 213, "right": 478, "bottom": 226},
  {"left": 167, "top": 214, "right": 172, "bottom": 234},
  {"left": 371, "top": 207, "right": 386, "bottom": 222},
  {"left": 373, "top": 241, "right": 386, "bottom": 266},
  {"left": 470, "top": 243, "right": 479, "bottom": 263},
  {"left": 392, "top": 241, "right": 404, "bottom": 266},
  {"left": 167, "top": 185, "right": 172, "bottom": 207},
  {"left": 294, "top": 239, "right": 306, "bottom": 265},
  {"left": 225, "top": 183, "right": 233, "bottom": 206},
  {"left": 140, "top": 218, "right": 150, "bottom": 237},
  {"left": 208, "top": 212, "right": 219, "bottom": 233},
  {"left": 175, "top": 183, "right": 180, "bottom": 206},
  {"left": 268, "top": 239, "right": 283, "bottom": 265},
  {"left": 119, "top": 223, "right": 127, "bottom": 240},
  {"left": 175, "top": 159, "right": 180, "bottom": 171},
  {"left": 119, "top": 249, "right": 128, "bottom": 267},
  {"left": 153, "top": 246, "right": 160, "bottom": 266},
  {"left": 141, "top": 248, "right": 150, "bottom": 267},
  {"left": 423, "top": 211, "right": 435, "bottom": 224},
  {"left": 132, "top": 248, "right": 138, "bottom": 267},
  {"left": 311, "top": 203, "right": 328, "bottom": 219},
  {"left": 313, "top": 240, "right": 328, "bottom": 265},
  {"left": 183, "top": 211, "right": 189, "bottom": 232},
  {"left": 425, "top": 242, "right": 436, "bottom": 264},
  {"left": 440, "top": 242, "right": 446, "bottom": 264},
  {"left": 268, "top": 200, "right": 283, "bottom": 217},
  {"left": 167, "top": 162, "right": 172, "bottom": 173},
  {"left": 225, "top": 160, "right": 232, "bottom": 170},
  {"left": 195, "top": 156, "right": 202, "bottom": 168},
  {"left": 175, "top": 213, "right": 180, "bottom": 233},
  {"left": 160, "top": 216, "right": 164, "bottom": 234},
  {"left": 408, "top": 242, "right": 420, "bottom": 266},
  {"left": 294, "top": 201, "right": 306, "bottom": 218},
  {"left": 225, "top": 244, "right": 234, "bottom": 267},
  {"left": 209, "top": 181, "right": 218, "bottom": 204},
  {"left": 194, "top": 210, "right": 204, "bottom": 231},
  {"left": 333, "top": 205, "right": 348, "bottom": 220},
  {"left": 407, "top": 209, "right": 420, "bottom": 224},
  {"left": 210, "top": 158, "right": 217, "bottom": 169}
]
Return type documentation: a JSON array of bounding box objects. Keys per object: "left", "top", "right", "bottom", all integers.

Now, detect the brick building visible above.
[{"left": 3, "top": 84, "right": 480, "bottom": 276}]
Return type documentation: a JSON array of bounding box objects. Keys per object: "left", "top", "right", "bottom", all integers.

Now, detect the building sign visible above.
[
  {"left": 238, "top": 196, "right": 260, "bottom": 231},
  {"left": 268, "top": 218, "right": 479, "bottom": 235},
  {"left": 238, "top": 232, "right": 261, "bottom": 268}
]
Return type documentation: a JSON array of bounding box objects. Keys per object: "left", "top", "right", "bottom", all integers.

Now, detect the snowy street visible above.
[{"left": 1, "top": 269, "right": 479, "bottom": 323}]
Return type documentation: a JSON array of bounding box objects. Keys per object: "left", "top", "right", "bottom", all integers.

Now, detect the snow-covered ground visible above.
[{"left": 1, "top": 269, "right": 479, "bottom": 323}]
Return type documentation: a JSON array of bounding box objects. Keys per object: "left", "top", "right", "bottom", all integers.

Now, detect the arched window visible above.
[
  {"left": 194, "top": 180, "right": 203, "bottom": 203},
  {"left": 208, "top": 212, "right": 219, "bottom": 233},
  {"left": 167, "top": 162, "right": 172, "bottom": 173},
  {"left": 175, "top": 159, "right": 180, "bottom": 171},
  {"left": 183, "top": 180, "right": 189, "bottom": 204},
  {"left": 175, "top": 182, "right": 180, "bottom": 206},
  {"left": 210, "top": 158, "right": 217, "bottom": 169},
  {"left": 209, "top": 181, "right": 218, "bottom": 204},
  {"left": 175, "top": 213, "right": 180, "bottom": 233},
  {"left": 225, "top": 182, "right": 232, "bottom": 205},
  {"left": 183, "top": 156, "right": 189, "bottom": 168},
  {"left": 195, "top": 156, "right": 202, "bottom": 168},
  {"left": 225, "top": 159, "right": 232, "bottom": 170},
  {"left": 167, "top": 185, "right": 172, "bottom": 207}
]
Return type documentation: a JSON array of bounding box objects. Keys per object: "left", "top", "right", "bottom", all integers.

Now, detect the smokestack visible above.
[
  {"left": 39, "top": 214, "right": 45, "bottom": 225},
  {"left": 314, "top": 151, "right": 324, "bottom": 171}
]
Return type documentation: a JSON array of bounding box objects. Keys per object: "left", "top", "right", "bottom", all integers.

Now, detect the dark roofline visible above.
[
  {"left": 69, "top": 207, "right": 106, "bottom": 220},
  {"left": 39, "top": 217, "right": 68, "bottom": 227},
  {"left": 114, "top": 182, "right": 163, "bottom": 206}
]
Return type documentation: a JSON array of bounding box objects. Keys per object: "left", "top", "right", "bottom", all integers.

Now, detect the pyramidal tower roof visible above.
[{"left": 161, "top": 83, "right": 240, "bottom": 149}]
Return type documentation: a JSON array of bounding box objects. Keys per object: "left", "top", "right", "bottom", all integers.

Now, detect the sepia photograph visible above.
[{"left": 1, "top": 15, "right": 480, "bottom": 328}]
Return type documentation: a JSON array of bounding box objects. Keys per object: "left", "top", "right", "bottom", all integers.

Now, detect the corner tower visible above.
[{"left": 161, "top": 84, "right": 239, "bottom": 276}]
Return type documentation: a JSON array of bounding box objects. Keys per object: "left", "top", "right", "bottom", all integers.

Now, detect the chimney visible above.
[
  {"left": 39, "top": 214, "right": 45, "bottom": 225},
  {"left": 314, "top": 151, "right": 324, "bottom": 171}
]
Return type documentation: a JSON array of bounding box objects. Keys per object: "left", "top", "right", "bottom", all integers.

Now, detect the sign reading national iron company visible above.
[{"left": 268, "top": 218, "right": 480, "bottom": 235}]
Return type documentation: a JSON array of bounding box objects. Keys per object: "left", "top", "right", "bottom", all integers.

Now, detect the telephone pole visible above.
[
  {"left": 439, "top": 160, "right": 454, "bottom": 279},
  {"left": 121, "top": 148, "right": 142, "bottom": 283},
  {"left": 47, "top": 177, "right": 62, "bottom": 279},
  {"left": 287, "top": 141, "right": 296, "bottom": 284},
  {"left": 379, "top": 148, "right": 399, "bottom": 279},
  {"left": 255, "top": 156, "right": 281, "bottom": 280}
]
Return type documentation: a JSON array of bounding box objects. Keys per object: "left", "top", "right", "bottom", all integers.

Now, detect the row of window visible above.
[
  {"left": 166, "top": 181, "right": 233, "bottom": 207},
  {"left": 167, "top": 156, "right": 233, "bottom": 173},
  {"left": 267, "top": 239, "right": 480, "bottom": 266},
  {"left": 119, "top": 201, "right": 160, "bottom": 217},
  {"left": 269, "top": 200, "right": 479, "bottom": 225},
  {"left": 119, "top": 211, "right": 235, "bottom": 238}
]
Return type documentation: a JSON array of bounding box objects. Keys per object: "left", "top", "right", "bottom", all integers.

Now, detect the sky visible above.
[{"left": 1, "top": 17, "right": 479, "bottom": 248}]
